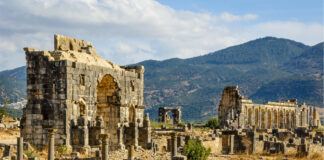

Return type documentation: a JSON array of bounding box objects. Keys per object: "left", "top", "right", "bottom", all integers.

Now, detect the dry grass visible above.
[{"left": 310, "top": 152, "right": 324, "bottom": 160}]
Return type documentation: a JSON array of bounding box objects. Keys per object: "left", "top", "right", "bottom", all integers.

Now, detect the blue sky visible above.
[
  {"left": 0, "top": 0, "right": 323, "bottom": 71},
  {"left": 157, "top": 0, "right": 323, "bottom": 22}
]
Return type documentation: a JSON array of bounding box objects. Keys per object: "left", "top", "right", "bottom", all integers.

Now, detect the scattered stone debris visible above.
[
  {"left": 0, "top": 116, "right": 20, "bottom": 130},
  {"left": 1, "top": 35, "right": 323, "bottom": 160}
]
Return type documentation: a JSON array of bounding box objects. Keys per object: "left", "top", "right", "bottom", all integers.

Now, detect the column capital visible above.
[
  {"left": 47, "top": 128, "right": 57, "bottom": 135},
  {"left": 100, "top": 134, "right": 109, "bottom": 144}
]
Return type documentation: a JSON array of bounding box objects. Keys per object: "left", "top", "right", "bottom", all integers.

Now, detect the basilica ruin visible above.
[
  {"left": 20, "top": 35, "right": 151, "bottom": 153},
  {"left": 218, "top": 86, "right": 322, "bottom": 130}
]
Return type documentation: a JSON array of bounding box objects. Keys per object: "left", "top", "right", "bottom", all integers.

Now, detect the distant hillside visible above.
[
  {"left": 0, "top": 37, "right": 323, "bottom": 121},
  {"left": 0, "top": 66, "right": 26, "bottom": 103},
  {"left": 139, "top": 37, "right": 323, "bottom": 121},
  {"left": 250, "top": 75, "right": 323, "bottom": 106},
  {"left": 282, "top": 42, "right": 323, "bottom": 74}
]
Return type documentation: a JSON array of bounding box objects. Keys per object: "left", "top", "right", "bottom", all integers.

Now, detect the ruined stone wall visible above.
[
  {"left": 158, "top": 107, "right": 182, "bottom": 125},
  {"left": 21, "top": 35, "right": 147, "bottom": 150},
  {"left": 22, "top": 52, "right": 68, "bottom": 147},
  {"left": 218, "top": 86, "right": 321, "bottom": 130}
]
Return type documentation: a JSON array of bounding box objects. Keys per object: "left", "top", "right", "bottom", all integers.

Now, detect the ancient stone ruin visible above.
[
  {"left": 20, "top": 35, "right": 151, "bottom": 152},
  {"left": 7, "top": 35, "right": 322, "bottom": 159},
  {"left": 218, "top": 86, "right": 321, "bottom": 129},
  {"left": 158, "top": 107, "right": 181, "bottom": 125},
  {"left": 215, "top": 86, "right": 324, "bottom": 157}
]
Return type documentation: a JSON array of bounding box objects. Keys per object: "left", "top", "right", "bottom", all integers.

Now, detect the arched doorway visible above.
[
  {"left": 129, "top": 105, "right": 135, "bottom": 123},
  {"left": 261, "top": 109, "right": 266, "bottom": 129},
  {"left": 286, "top": 111, "right": 290, "bottom": 129},
  {"left": 255, "top": 108, "right": 259, "bottom": 128},
  {"left": 267, "top": 109, "right": 272, "bottom": 129},
  {"left": 248, "top": 108, "right": 252, "bottom": 127},
  {"left": 291, "top": 111, "right": 295, "bottom": 129},
  {"left": 279, "top": 110, "right": 284, "bottom": 129},
  {"left": 274, "top": 110, "right": 278, "bottom": 128},
  {"left": 96, "top": 74, "right": 120, "bottom": 145}
]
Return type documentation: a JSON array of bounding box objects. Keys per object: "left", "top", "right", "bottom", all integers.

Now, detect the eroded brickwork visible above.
[{"left": 20, "top": 35, "right": 150, "bottom": 151}]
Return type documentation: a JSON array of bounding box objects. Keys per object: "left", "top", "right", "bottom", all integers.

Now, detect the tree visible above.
[
  {"left": 183, "top": 139, "right": 211, "bottom": 160},
  {"left": 1, "top": 98, "right": 11, "bottom": 107},
  {"left": 206, "top": 117, "right": 220, "bottom": 129},
  {"left": 0, "top": 108, "right": 8, "bottom": 117}
]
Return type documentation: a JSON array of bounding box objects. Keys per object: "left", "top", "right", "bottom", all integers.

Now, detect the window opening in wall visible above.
[
  {"left": 80, "top": 74, "right": 85, "bottom": 86},
  {"left": 72, "top": 62, "right": 76, "bottom": 68},
  {"left": 80, "top": 102, "right": 85, "bottom": 116},
  {"left": 130, "top": 81, "right": 135, "bottom": 91}
]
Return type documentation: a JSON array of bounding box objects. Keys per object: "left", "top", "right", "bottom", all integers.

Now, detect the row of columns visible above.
[
  {"left": 18, "top": 132, "right": 137, "bottom": 160},
  {"left": 244, "top": 107, "right": 296, "bottom": 129}
]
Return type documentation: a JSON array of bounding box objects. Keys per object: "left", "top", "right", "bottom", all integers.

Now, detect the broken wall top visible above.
[
  {"left": 221, "top": 86, "right": 315, "bottom": 108},
  {"left": 24, "top": 34, "right": 133, "bottom": 70}
]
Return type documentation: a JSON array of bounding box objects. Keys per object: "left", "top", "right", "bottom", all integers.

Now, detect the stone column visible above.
[
  {"left": 252, "top": 131, "right": 256, "bottom": 153},
  {"left": 143, "top": 113, "right": 152, "bottom": 149},
  {"left": 128, "top": 145, "right": 135, "bottom": 160},
  {"left": 48, "top": 129, "right": 57, "bottom": 160},
  {"left": 252, "top": 108, "right": 255, "bottom": 128},
  {"left": 264, "top": 110, "right": 268, "bottom": 129},
  {"left": 117, "top": 123, "right": 125, "bottom": 150},
  {"left": 77, "top": 115, "right": 89, "bottom": 147},
  {"left": 230, "top": 135, "right": 235, "bottom": 154},
  {"left": 100, "top": 134, "right": 109, "bottom": 160},
  {"left": 171, "top": 133, "right": 177, "bottom": 157},
  {"left": 17, "top": 137, "right": 23, "bottom": 160}
]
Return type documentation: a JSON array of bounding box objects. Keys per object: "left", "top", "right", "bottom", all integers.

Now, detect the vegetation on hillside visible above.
[
  {"left": 0, "top": 37, "right": 323, "bottom": 121},
  {"left": 141, "top": 37, "right": 323, "bottom": 121}
]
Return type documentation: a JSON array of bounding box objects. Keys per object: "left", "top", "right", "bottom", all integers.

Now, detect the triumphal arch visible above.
[
  {"left": 218, "top": 86, "right": 321, "bottom": 129},
  {"left": 21, "top": 35, "right": 151, "bottom": 152}
]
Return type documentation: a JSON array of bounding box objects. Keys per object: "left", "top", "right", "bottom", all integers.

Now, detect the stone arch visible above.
[
  {"left": 96, "top": 74, "right": 121, "bottom": 144},
  {"left": 291, "top": 111, "right": 295, "bottom": 129},
  {"left": 79, "top": 100, "right": 86, "bottom": 116},
  {"left": 267, "top": 109, "right": 272, "bottom": 129},
  {"left": 300, "top": 108, "right": 306, "bottom": 127},
  {"left": 244, "top": 106, "right": 248, "bottom": 127},
  {"left": 261, "top": 108, "right": 266, "bottom": 129},
  {"left": 129, "top": 105, "right": 135, "bottom": 123},
  {"left": 279, "top": 110, "right": 284, "bottom": 129},
  {"left": 254, "top": 108, "right": 259, "bottom": 128},
  {"left": 313, "top": 108, "right": 317, "bottom": 125},
  {"left": 274, "top": 110, "right": 278, "bottom": 128},
  {"left": 248, "top": 108, "right": 252, "bottom": 127},
  {"left": 286, "top": 111, "right": 290, "bottom": 129}
]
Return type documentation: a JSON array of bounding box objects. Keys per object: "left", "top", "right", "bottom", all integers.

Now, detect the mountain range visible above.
[{"left": 0, "top": 37, "right": 323, "bottom": 121}]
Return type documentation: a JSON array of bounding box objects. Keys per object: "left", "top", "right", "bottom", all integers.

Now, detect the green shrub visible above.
[
  {"left": 24, "top": 150, "right": 39, "bottom": 158},
  {"left": 150, "top": 121, "right": 175, "bottom": 129},
  {"left": 177, "top": 122, "right": 187, "bottom": 128},
  {"left": 183, "top": 139, "right": 211, "bottom": 160},
  {"left": 58, "top": 144, "right": 68, "bottom": 154},
  {"left": 205, "top": 118, "right": 219, "bottom": 129},
  {"left": 0, "top": 107, "right": 8, "bottom": 117}
]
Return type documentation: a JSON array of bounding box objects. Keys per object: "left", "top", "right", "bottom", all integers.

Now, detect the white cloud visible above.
[
  {"left": 0, "top": 0, "right": 322, "bottom": 71},
  {"left": 220, "top": 12, "right": 258, "bottom": 22},
  {"left": 253, "top": 21, "right": 324, "bottom": 45}
]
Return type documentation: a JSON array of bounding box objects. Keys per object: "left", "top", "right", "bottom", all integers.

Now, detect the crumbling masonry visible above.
[
  {"left": 218, "top": 86, "right": 321, "bottom": 129},
  {"left": 158, "top": 107, "right": 181, "bottom": 125},
  {"left": 20, "top": 35, "right": 151, "bottom": 152}
]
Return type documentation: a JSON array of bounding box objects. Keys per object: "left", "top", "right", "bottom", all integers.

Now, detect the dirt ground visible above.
[{"left": 0, "top": 128, "right": 20, "bottom": 144}]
